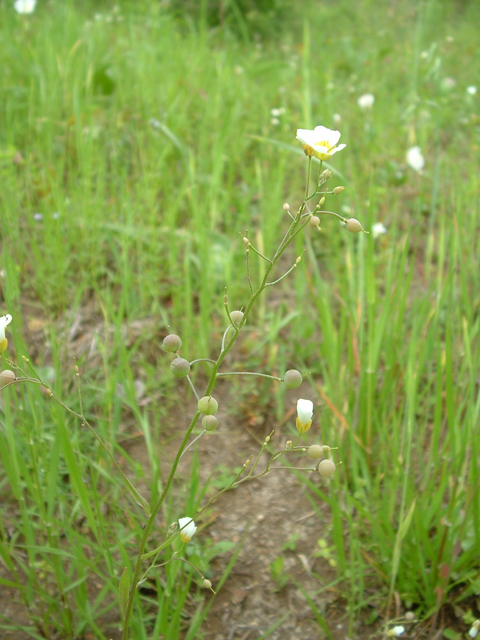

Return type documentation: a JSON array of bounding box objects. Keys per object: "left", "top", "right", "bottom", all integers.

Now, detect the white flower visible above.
[
  {"left": 372, "top": 222, "right": 387, "bottom": 238},
  {"left": 333, "top": 113, "right": 341, "bottom": 124},
  {"left": 296, "top": 399, "right": 313, "bottom": 434},
  {"left": 296, "top": 126, "right": 346, "bottom": 161},
  {"left": 388, "top": 626, "right": 405, "bottom": 637},
  {"left": 406, "top": 146, "right": 425, "bottom": 172},
  {"left": 467, "top": 85, "right": 478, "bottom": 95},
  {"left": 0, "top": 314, "right": 12, "bottom": 353},
  {"left": 14, "top": 0, "right": 36, "bottom": 14},
  {"left": 357, "top": 93, "right": 375, "bottom": 109},
  {"left": 469, "top": 620, "right": 480, "bottom": 638},
  {"left": 178, "top": 517, "right": 197, "bottom": 543}
]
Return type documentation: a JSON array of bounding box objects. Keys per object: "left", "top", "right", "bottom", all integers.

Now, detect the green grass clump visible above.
[{"left": 1, "top": 0, "right": 480, "bottom": 637}]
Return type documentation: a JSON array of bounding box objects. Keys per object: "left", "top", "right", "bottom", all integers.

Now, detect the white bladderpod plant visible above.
[
  {"left": 296, "top": 399, "right": 313, "bottom": 434},
  {"left": 178, "top": 518, "right": 197, "bottom": 543}
]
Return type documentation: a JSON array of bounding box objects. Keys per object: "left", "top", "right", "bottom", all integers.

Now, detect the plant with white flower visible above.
[
  {"left": 5, "top": 123, "right": 360, "bottom": 640},
  {"left": 387, "top": 626, "right": 405, "bottom": 637},
  {"left": 372, "top": 222, "right": 387, "bottom": 238},
  {"left": 406, "top": 146, "right": 425, "bottom": 173},
  {"left": 358, "top": 93, "right": 375, "bottom": 109},
  {"left": 0, "top": 314, "right": 12, "bottom": 354},
  {"left": 466, "top": 85, "right": 478, "bottom": 96},
  {"left": 14, "top": 0, "right": 36, "bottom": 14},
  {"left": 469, "top": 620, "right": 480, "bottom": 638},
  {"left": 178, "top": 518, "right": 197, "bottom": 543}
]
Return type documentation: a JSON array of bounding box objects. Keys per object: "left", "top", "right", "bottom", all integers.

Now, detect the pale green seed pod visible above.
[
  {"left": 284, "top": 369, "right": 303, "bottom": 389},
  {"left": 170, "top": 358, "right": 190, "bottom": 378},
  {"left": 318, "top": 459, "right": 336, "bottom": 477},
  {"left": 203, "top": 579, "right": 212, "bottom": 589},
  {"left": 309, "top": 215, "right": 320, "bottom": 227},
  {"left": 163, "top": 334, "right": 182, "bottom": 353},
  {"left": 230, "top": 310, "right": 244, "bottom": 326},
  {"left": 0, "top": 370, "right": 16, "bottom": 388},
  {"left": 345, "top": 218, "right": 364, "bottom": 233},
  {"left": 202, "top": 415, "right": 218, "bottom": 431},
  {"left": 198, "top": 395, "right": 218, "bottom": 415},
  {"left": 333, "top": 186, "right": 345, "bottom": 194},
  {"left": 307, "top": 444, "right": 323, "bottom": 459}
]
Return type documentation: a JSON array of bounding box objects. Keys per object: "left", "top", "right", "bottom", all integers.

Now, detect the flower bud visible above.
[
  {"left": 170, "top": 358, "right": 190, "bottom": 378},
  {"left": 319, "top": 196, "right": 325, "bottom": 206},
  {"left": 319, "top": 169, "right": 332, "bottom": 184},
  {"left": 203, "top": 579, "right": 212, "bottom": 589},
  {"left": 230, "top": 310, "right": 244, "bottom": 326},
  {"left": 285, "top": 440, "right": 293, "bottom": 450},
  {"left": 318, "top": 459, "right": 336, "bottom": 477},
  {"left": 198, "top": 395, "right": 218, "bottom": 415},
  {"left": 283, "top": 203, "right": 290, "bottom": 211},
  {"left": 333, "top": 186, "right": 345, "bottom": 194},
  {"left": 296, "top": 399, "right": 313, "bottom": 434},
  {"left": 202, "top": 415, "right": 218, "bottom": 431},
  {"left": 162, "top": 334, "right": 182, "bottom": 353},
  {"left": 307, "top": 444, "right": 323, "bottom": 459},
  {"left": 0, "top": 370, "right": 16, "bottom": 388},
  {"left": 284, "top": 369, "right": 303, "bottom": 389},
  {"left": 345, "top": 218, "right": 364, "bottom": 233},
  {"left": 178, "top": 517, "right": 196, "bottom": 543},
  {"left": 309, "top": 215, "right": 320, "bottom": 228}
]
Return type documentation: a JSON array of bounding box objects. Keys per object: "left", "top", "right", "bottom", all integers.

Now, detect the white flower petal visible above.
[
  {"left": 14, "top": 0, "right": 36, "bottom": 14},
  {"left": 406, "top": 146, "right": 425, "bottom": 172},
  {"left": 178, "top": 517, "right": 197, "bottom": 543},
  {"left": 357, "top": 93, "right": 375, "bottom": 109},
  {"left": 297, "top": 399, "right": 313, "bottom": 424},
  {"left": 372, "top": 223, "right": 387, "bottom": 238}
]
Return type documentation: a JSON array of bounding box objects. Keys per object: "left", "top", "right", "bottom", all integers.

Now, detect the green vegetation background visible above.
[{"left": 1, "top": 0, "right": 480, "bottom": 638}]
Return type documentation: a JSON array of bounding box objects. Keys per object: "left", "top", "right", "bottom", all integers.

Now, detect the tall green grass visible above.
[{"left": 1, "top": 0, "right": 480, "bottom": 637}]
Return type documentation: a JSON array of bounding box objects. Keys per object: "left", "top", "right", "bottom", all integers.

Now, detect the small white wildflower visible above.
[
  {"left": 178, "top": 517, "right": 197, "bottom": 543},
  {"left": 372, "top": 222, "right": 387, "bottom": 238},
  {"left": 296, "top": 399, "right": 313, "bottom": 434},
  {"left": 296, "top": 126, "right": 346, "bottom": 161},
  {"left": 357, "top": 93, "right": 375, "bottom": 109},
  {"left": 469, "top": 620, "right": 480, "bottom": 638},
  {"left": 270, "top": 107, "right": 285, "bottom": 117},
  {"left": 467, "top": 85, "right": 478, "bottom": 95},
  {"left": 406, "top": 146, "right": 425, "bottom": 172},
  {"left": 14, "top": 0, "right": 36, "bottom": 14},
  {"left": 0, "top": 314, "right": 12, "bottom": 353},
  {"left": 387, "top": 626, "right": 405, "bottom": 637},
  {"left": 333, "top": 113, "right": 341, "bottom": 124},
  {"left": 271, "top": 118, "right": 280, "bottom": 126},
  {"left": 33, "top": 213, "right": 43, "bottom": 221}
]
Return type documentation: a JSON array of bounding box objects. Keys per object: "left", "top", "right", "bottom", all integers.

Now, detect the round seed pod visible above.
[
  {"left": 202, "top": 415, "right": 218, "bottom": 431},
  {"left": 0, "top": 370, "right": 16, "bottom": 388},
  {"left": 198, "top": 396, "right": 218, "bottom": 415},
  {"left": 307, "top": 444, "right": 323, "bottom": 459},
  {"left": 318, "top": 459, "right": 336, "bottom": 478},
  {"left": 163, "top": 334, "right": 182, "bottom": 353},
  {"left": 170, "top": 358, "right": 190, "bottom": 378},
  {"left": 230, "top": 310, "right": 244, "bottom": 326},
  {"left": 405, "top": 612, "right": 415, "bottom": 622},
  {"left": 284, "top": 369, "right": 303, "bottom": 389},
  {"left": 345, "top": 218, "right": 363, "bottom": 233},
  {"left": 309, "top": 215, "right": 320, "bottom": 227},
  {"left": 203, "top": 579, "right": 212, "bottom": 589}
]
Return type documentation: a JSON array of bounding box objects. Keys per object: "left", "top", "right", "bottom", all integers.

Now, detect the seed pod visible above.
[
  {"left": 318, "top": 459, "right": 336, "bottom": 477},
  {"left": 333, "top": 186, "right": 345, "bottom": 194},
  {"left": 309, "top": 215, "right": 320, "bottom": 227},
  {"left": 202, "top": 415, "right": 218, "bottom": 431},
  {"left": 345, "top": 218, "right": 364, "bottom": 233},
  {"left": 203, "top": 579, "right": 212, "bottom": 590},
  {"left": 230, "top": 310, "right": 244, "bottom": 326},
  {"left": 198, "top": 395, "right": 218, "bottom": 415},
  {"left": 0, "top": 370, "right": 16, "bottom": 388},
  {"left": 284, "top": 369, "right": 303, "bottom": 389},
  {"left": 163, "top": 334, "right": 182, "bottom": 353},
  {"left": 283, "top": 203, "right": 290, "bottom": 211},
  {"left": 307, "top": 444, "right": 323, "bottom": 459},
  {"left": 170, "top": 358, "right": 190, "bottom": 378}
]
